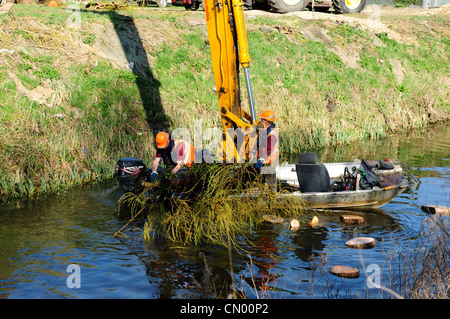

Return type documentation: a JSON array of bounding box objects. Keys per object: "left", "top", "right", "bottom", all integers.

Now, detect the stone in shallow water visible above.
[
  {"left": 345, "top": 237, "right": 375, "bottom": 249},
  {"left": 329, "top": 265, "right": 360, "bottom": 279}
]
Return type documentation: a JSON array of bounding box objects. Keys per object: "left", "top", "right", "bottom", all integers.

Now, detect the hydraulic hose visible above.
[{"left": 232, "top": 0, "right": 256, "bottom": 123}]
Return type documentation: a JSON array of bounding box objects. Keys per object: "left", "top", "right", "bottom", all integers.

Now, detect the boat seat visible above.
[{"left": 296, "top": 153, "right": 331, "bottom": 193}]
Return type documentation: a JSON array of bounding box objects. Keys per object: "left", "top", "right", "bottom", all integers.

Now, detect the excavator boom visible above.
[
  {"left": 230, "top": 0, "right": 257, "bottom": 122},
  {"left": 204, "top": 0, "right": 259, "bottom": 162},
  {"left": 204, "top": 0, "right": 257, "bottom": 127}
]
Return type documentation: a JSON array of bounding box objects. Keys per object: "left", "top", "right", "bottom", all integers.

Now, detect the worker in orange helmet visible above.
[
  {"left": 255, "top": 110, "right": 279, "bottom": 190},
  {"left": 150, "top": 131, "right": 195, "bottom": 182}
]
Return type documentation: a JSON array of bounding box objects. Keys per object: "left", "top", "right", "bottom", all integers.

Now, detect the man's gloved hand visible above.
[
  {"left": 254, "top": 159, "right": 264, "bottom": 169},
  {"left": 150, "top": 172, "right": 158, "bottom": 182}
]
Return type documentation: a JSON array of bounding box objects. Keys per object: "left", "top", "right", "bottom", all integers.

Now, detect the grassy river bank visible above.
[{"left": 0, "top": 4, "right": 449, "bottom": 200}]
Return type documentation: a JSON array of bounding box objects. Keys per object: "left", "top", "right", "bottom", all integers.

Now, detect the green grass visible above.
[
  {"left": 0, "top": 4, "right": 449, "bottom": 200},
  {"left": 0, "top": 43, "right": 154, "bottom": 199}
]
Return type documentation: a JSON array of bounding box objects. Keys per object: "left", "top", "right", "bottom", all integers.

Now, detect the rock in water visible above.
[
  {"left": 309, "top": 216, "right": 319, "bottom": 227},
  {"left": 290, "top": 219, "right": 300, "bottom": 230},
  {"left": 345, "top": 237, "right": 375, "bottom": 249},
  {"left": 262, "top": 214, "right": 284, "bottom": 224},
  {"left": 329, "top": 265, "right": 360, "bottom": 278},
  {"left": 340, "top": 214, "right": 365, "bottom": 225}
]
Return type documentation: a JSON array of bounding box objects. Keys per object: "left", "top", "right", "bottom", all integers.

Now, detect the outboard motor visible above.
[
  {"left": 114, "top": 158, "right": 149, "bottom": 193},
  {"left": 296, "top": 153, "right": 331, "bottom": 193}
]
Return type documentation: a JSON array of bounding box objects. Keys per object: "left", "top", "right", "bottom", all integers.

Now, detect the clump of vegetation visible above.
[{"left": 117, "top": 164, "right": 306, "bottom": 249}]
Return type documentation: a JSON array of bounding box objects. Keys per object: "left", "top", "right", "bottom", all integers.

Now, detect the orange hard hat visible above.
[
  {"left": 155, "top": 132, "right": 169, "bottom": 149},
  {"left": 259, "top": 110, "right": 275, "bottom": 122}
]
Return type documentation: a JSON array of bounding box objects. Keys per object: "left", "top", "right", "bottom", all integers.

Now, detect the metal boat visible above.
[{"left": 239, "top": 158, "right": 418, "bottom": 210}]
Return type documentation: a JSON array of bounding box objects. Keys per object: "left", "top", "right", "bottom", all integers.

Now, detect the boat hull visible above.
[
  {"left": 237, "top": 160, "right": 415, "bottom": 210},
  {"left": 277, "top": 185, "right": 407, "bottom": 210}
]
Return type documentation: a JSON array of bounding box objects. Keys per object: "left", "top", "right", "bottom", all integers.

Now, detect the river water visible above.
[{"left": 0, "top": 123, "right": 449, "bottom": 299}]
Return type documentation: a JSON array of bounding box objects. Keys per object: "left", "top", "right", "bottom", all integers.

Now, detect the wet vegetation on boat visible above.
[{"left": 116, "top": 163, "right": 308, "bottom": 249}]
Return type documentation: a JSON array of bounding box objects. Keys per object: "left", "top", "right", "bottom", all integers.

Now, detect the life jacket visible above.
[
  {"left": 159, "top": 138, "right": 195, "bottom": 167},
  {"left": 257, "top": 123, "right": 279, "bottom": 164},
  {"left": 172, "top": 139, "right": 195, "bottom": 167}
]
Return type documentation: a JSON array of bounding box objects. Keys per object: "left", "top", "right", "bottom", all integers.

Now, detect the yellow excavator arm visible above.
[{"left": 204, "top": 0, "right": 261, "bottom": 162}]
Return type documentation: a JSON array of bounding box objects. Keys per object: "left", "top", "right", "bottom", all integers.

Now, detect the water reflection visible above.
[
  {"left": 245, "top": 225, "right": 280, "bottom": 290},
  {"left": 291, "top": 226, "right": 328, "bottom": 262}
]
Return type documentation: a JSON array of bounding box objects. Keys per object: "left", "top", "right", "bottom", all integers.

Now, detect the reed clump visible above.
[{"left": 118, "top": 164, "right": 306, "bottom": 249}]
